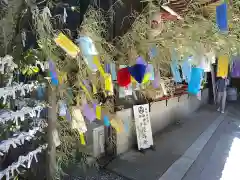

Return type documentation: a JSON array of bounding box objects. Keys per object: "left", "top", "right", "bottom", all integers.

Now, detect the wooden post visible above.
[{"left": 47, "top": 85, "right": 57, "bottom": 180}]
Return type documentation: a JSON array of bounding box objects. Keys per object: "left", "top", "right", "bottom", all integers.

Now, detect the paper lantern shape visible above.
[
  {"left": 217, "top": 55, "right": 229, "bottom": 77},
  {"left": 128, "top": 64, "right": 147, "bottom": 83},
  {"left": 117, "top": 68, "right": 131, "bottom": 87},
  {"left": 216, "top": 3, "right": 228, "bottom": 32},
  {"left": 54, "top": 32, "right": 80, "bottom": 58},
  {"left": 82, "top": 103, "right": 96, "bottom": 122},
  {"left": 171, "top": 61, "right": 182, "bottom": 83},
  {"left": 181, "top": 59, "right": 192, "bottom": 83},
  {"left": 188, "top": 67, "right": 204, "bottom": 95},
  {"left": 104, "top": 116, "right": 111, "bottom": 127},
  {"left": 231, "top": 57, "right": 240, "bottom": 78}
]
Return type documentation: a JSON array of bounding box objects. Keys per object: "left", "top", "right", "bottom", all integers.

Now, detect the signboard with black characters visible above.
[{"left": 133, "top": 104, "right": 154, "bottom": 150}]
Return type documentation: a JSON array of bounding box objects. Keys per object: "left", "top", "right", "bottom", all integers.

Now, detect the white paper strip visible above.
[
  {"left": 0, "top": 120, "right": 47, "bottom": 156},
  {"left": 0, "top": 144, "right": 48, "bottom": 180}
]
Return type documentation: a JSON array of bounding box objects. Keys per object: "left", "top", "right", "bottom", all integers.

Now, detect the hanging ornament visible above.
[
  {"left": 110, "top": 63, "right": 117, "bottom": 81},
  {"left": 188, "top": 67, "right": 204, "bottom": 95},
  {"left": 171, "top": 60, "right": 182, "bottom": 83},
  {"left": 71, "top": 106, "right": 87, "bottom": 133},
  {"left": 82, "top": 103, "right": 96, "bottom": 122},
  {"left": 136, "top": 56, "right": 147, "bottom": 65},
  {"left": 49, "top": 61, "right": 58, "bottom": 86},
  {"left": 117, "top": 68, "right": 131, "bottom": 87},
  {"left": 21, "top": 31, "right": 26, "bottom": 47},
  {"left": 96, "top": 105, "right": 102, "bottom": 120},
  {"left": 217, "top": 55, "right": 229, "bottom": 77},
  {"left": 181, "top": 58, "right": 192, "bottom": 83},
  {"left": 216, "top": 2, "right": 228, "bottom": 32},
  {"left": 103, "top": 116, "right": 111, "bottom": 127},
  {"left": 105, "top": 73, "right": 114, "bottom": 95},
  {"left": 63, "top": 8, "right": 68, "bottom": 23},
  {"left": 54, "top": 32, "right": 80, "bottom": 58},
  {"left": 231, "top": 57, "right": 240, "bottom": 78},
  {"left": 128, "top": 64, "right": 147, "bottom": 84}
]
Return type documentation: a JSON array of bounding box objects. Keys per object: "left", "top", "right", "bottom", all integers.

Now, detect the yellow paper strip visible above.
[
  {"left": 110, "top": 119, "right": 123, "bottom": 133},
  {"left": 92, "top": 84, "right": 97, "bottom": 94},
  {"left": 79, "top": 81, "right": 92, "bottom": 101},
  {"left": 105, "top": 73, "right": 113, "bottom": 93},
  {"left": 93, "top": 55, "right": 105, "bottom": 77},
  {"left": 217, "top": 55, "right": 229, "bottom": 77},
  {"left": 79, "top": 133, "right": 86, "bottom": 145},
  {"left": 96, "top": 105, "right": 101, "bottom": 120},
  {"left": 54, "top": 32, "right": 80, "bottom": 58}
]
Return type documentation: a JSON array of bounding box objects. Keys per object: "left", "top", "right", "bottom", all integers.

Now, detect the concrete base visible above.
[{"left": 116, "top": 89, "right": 209, "bottom": 155}]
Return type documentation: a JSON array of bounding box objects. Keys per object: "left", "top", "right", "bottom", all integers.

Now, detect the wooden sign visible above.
[
  {"left": 217, "top": 55, "right": 229, "bottom": 77},
  {"left": 133, "top": 104, "right": 154, "bottom": 150}
]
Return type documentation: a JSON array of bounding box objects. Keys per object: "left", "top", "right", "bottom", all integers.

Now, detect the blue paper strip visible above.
[
  {"left": 110, "top": 63, "right": 117, "bottom": 80},
  {"left": 216, "top": 3, "right": 228, "bottom": 32},
  {"left": 188, "top": 67, "right": 204, "bottom": 95},
  {"left": 104, "top": 116, "right": 111, "bottom": 127}
]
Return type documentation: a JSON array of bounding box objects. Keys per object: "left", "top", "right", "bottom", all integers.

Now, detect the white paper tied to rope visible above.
[
  {"left": 35, "top": 60, "right": 45, "bottom": 72},
  {"left": 0, "top": 104, "right": 45, "bottom": 124},
  {"left": 0, "top": 124, "right": 46, "bottom": 156},
  {"left": 63, "top": 8, "right": 68, "bottom": 23},
  {"left": 0, "top": 55, "right": 18, "bottom": 74},
  {"left": 0, "top": 144, "right": 47, "bottom": 180}
]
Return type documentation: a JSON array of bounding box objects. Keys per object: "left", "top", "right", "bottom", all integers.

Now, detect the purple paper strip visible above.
[
  {"left": 82, "top": 103, "right": 96, "bottom": 122},
  {"left": 136, "top": 56, "right": 147, "bottom": 65},
  {"left": 231, "top": 57, "right": 240, "bottom": 78},
  {"left": 153, "top": 72, "right": 160, "bottom": 88}
]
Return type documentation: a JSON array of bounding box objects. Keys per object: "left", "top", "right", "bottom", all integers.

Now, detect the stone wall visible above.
[{"left": 116, "top": 88, "right": 209, "bottom": 155}]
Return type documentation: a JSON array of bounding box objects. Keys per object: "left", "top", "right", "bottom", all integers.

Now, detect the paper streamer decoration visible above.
[
  {"left": 79, "top": 133, "right": 86, "bottom": 145},
  {"left": 217, "top": 55, "right": 229, "bottom": 77},
  {"left": 149, "top": 47, "right": 157, "bottom": 59},
  {"left": 82, "top": 104, "right": 96, "bottom": 122},
  {"left": 216, "top": 3, "right": 228, "bottom": 32},
  {"left": 199, "top": 55, "right": 211, "bottom": 72},
  {"left": 110, "top": 63, "right": 117, "bottom": 80},
  {"left": 188, "top": 67, "right": 204, "bottom": 95},
  {"left": 128, "top": 64, "right": 147, "bottom": 83},
  {"left": 71, "top": 107, "right": 87, "bottom": 133},
  {"left": 147, "top": 64, "right": 155, "bottom": 80},
  {"left": 104, "top": 116, "right": 111, "bottom": 127},
  {"left": 66, "top": 109, "right": 71, "bottom": 121},
  {"left": 76, "top": 36, "right": 98, "bottom": 55},
  {"left": 79, "top": 81, "right": 92, "bottom": 101},
  {"left": 49, "top": 61, "right": 59, "bottom": 86},
  {"left": 136, "top": 56, "right": 147, "bottom": 65},
  {"left": 153, "top": 70, "right": 160, "bottom": 88},
  {"left": 231, "top": 57, "right": 240, "bottom": 78},
  {"left": 59, "top": 101, "right": 67, "bottom": 116},
  {"left": 105, "top": 73, "right": 113, "bottom": 94},
  {"left": 105, "top": 64, "right": 110, "bottom": 73},
  {"left": 110, "top": 119, "right": 123, "bottom": 133},
  {"left": 117, "top": 68, "right": 131, "bottom": 87},
  {"left": 54, "top": 32, "right": 80, "bottom": 58},
  {"left": 181, "top": 59, "right": 192, "bottom": 83},
  {"left": 96, "top": 105, "right": 101, "bottom": 120},
  {"left": 37, "top": 86, "right": 45, "bottom": 99},
  {"left": 93, "top": 55, "right": 105, "bottom": 77},
  {"left": 171, "top": 60, "right": 182, "bottom": 83}
]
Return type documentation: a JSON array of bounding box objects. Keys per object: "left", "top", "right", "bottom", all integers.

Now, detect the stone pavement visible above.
[{"left": 105, "top": 103, "right": 240, "bottom": 180}]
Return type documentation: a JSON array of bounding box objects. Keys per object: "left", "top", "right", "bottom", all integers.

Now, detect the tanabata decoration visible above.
[
  {"left": 199, "top": 55, "right": 211, "bottom": 72},
  {"left": 105, "top": 73, "right": 114, "bottom": 94},
  {"left": 103, "top": 116, "right": 111, "bottom": 127},
  {"left": 0, "top": 144, "right": 48, "bottom": 180},
  {"left": 110, "top": 63, "right": 117, "bottom": 81},
  {"left": 54, "top": 32, "right": 80, "bottom": 58},
  {"left": 96, "top": 105, "right": 102, "bottom": 120},
  {"left": 49, "top": 61, "right": 59, "bottom": 86},
  {"left": 110, "top": 119, "right": 124, "bottom": 133},
  {"left": 128, "top": 64, "right": 147, "bottom": 84},
  {"left": 231, "top": 57, "right": 240, "bottom": 78},
  {"left": 217, "top": 55, "right": 229, "bottom": 77},
  {"left": 146, "top": 64, "right": 155, "bottom": 80},
  {"left": 82, "top": 103, "right": 96, "bottom": 122},
  {"left": 117, "top": 68, "right": 131, "bottom": 87},
  {"left": 93, "top": 55, "right": 105, "bottom": 77},
  {"left": 171, "top": 60, "right": 182, "bottom": 83},
  {"left": 59, "top": 101, "right": 67, "bottom": 116},
  {"left": 37, "top": 85, "right": 45, "bottom": 99},
  {"left": 0, "top": 55, "right": 18, "bottom": 74},
  {"left": 149, "top": 47, "right": 157, "bottom": 59},
  {"left": 105, "top": 64, "right": 110, "bottom": 73},
  {"left": 76, "top": 36, "right": 98, "bottom": 71},
  {"left": 188, "top": 67, "right": 204, "bottom": 95},
  {"left": 181, "top": 58, "right": 192, "bottom": 83},
  {"left": 153, "top": 70, "right": 160, "bottom": 88},
  {"left": 136, "top": 56, "right": 147, "bottom": 65},
  {"left": 71, "top": 107, "right": 87, "bottom": 133},
  {"left": 216, "top": 2, "right": 228, "bottom": 32}
]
